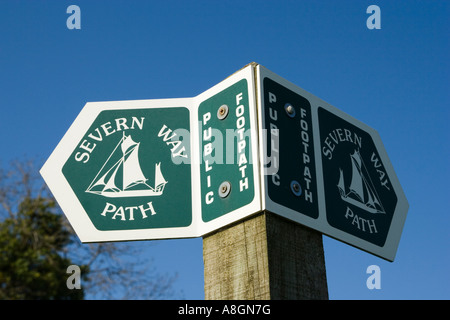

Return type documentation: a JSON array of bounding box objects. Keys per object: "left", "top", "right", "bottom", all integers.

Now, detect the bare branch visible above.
[{"left": 0, "top": 157, "right": 179, "bottom": 299}]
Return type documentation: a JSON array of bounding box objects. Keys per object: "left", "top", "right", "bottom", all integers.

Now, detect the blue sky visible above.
[{"left": 1, "top": 0, "right": 448, "bottom": 299}]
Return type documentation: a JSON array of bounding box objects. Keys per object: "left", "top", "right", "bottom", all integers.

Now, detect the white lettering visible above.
[
  {"left": 204, "top": 142, "right": 213, "bottom": 157},
  {"left": 101, "top": 122, "right": 115, "bottom": 136},
  {"left": 300, "top": 108, "right": 313, "bottom": 203},
  {"left": 370, "top": 152, "right": 390, "bottom": 190},
  {"left": 236, "top": 92, "right": 243, "bottom": 106},
  {"left": 203, "top": 127, "right": 212, "bottom": 141},
  {"left": 158, "top": 125, "right": 188, "bottom": 159},
  {"left": 240, "top": 177, "right": 249, "bottom": 192},
  {"left": 235, "top": 93, "right": 249, "bottom": 193},
  {"left": 112, "top": 206, "right": 126, "bottom": 220},
  {"left": 272, "top": 173, "right": 280, "bottom": 186},
  {"left": 130, "top": 117, "right": 145, "bottom": 130},
  {"left": 322, "top": 128, "right": 362, "bottom": 160},
  {"left": 100, "top": 202, "right": 156, "bottom": 221},
  {"left": 115, "top": 118, "right": 128, "bottom": 131},
  {"left": 206, "top": 191, "right": 214, "bottom": 204},
  {"left": 268, "top": 92, "right": 277, "bottom": 103},
  {"left": 101, "top": 202, "right": 116, "bottom": 217},
  {"left": 345, "top": 207, "right": 378, "bottom": 233},
  {"left": 203, "top": 112, "right": 211, "bottom": 125},
  {"left": 304, "top": 189, "right": 313, "bottom": 203},
  {"left": 158, "top": 124, "right": 177, "bottom": 141},
  {"left": 139, "top": 202, "right": 157, "bottom": 218},
  {"left": 178, "top": 304, "right": 212, "bottom": 317},
  {"left": 75, "top": 117, "right": 145, "bottom": 163}
]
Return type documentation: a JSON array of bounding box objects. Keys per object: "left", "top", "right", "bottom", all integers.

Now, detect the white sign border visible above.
[
  {"left": 196, "top": 63, "right": 262, "bottom": 236},
  {"left": 40, "top": 98, "right": 201, "bottom": 242},
  {"left": 256, "top": 64, "right": 409, "bottom": 261}
]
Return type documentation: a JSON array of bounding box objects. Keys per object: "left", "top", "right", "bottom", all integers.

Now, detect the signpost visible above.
[
  {"left": 41, "top": 62, "right": 408, "bottom": 299},
  {"left": 41, "top": 99, "right": 199, "bottom": 242},
  {"left": 196, "top": 66, "right": 261, "bottom": 236},
  {"left": 256, "top": 65, "right": 409, "bottom": 261},
  {"left": 318, "top": 106, "right": 402, "bottom": 252},
  {"left": 41, "top": 65, "right": 262, "bottom": 242}
]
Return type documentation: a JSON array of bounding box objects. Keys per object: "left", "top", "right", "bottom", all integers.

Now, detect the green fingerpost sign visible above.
[
  {"left": 62, "top": 107, "right": 192, "bottom": 231},
  {"left": 198, "top": 79, "right": 255, "bottom": 222}
]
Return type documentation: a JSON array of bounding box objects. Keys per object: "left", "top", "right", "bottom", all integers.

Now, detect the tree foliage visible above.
[
  {"left": 0, "top": 196, "right": 88, "bottom": 299},
  {"left": 0, "top": 159, "right": 178, "bottom": 299}
]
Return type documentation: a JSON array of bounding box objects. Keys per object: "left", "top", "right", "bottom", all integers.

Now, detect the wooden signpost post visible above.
[
  {"left": 203, "top": 212, "right": 328, "bottom": 300},
  {"left": 41, "top": 63, "right": 408, "bottom": 300}
]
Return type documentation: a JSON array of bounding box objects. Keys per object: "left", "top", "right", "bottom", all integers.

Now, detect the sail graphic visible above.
[
  {"left": 337, "top": 150, "right": 385, "bottom": 214},
  {"left": 86, "top": 133, "right": 168, "bottom": 198}
]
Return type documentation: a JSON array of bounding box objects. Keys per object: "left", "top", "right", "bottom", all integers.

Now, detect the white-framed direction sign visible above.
[
  {"left": 41, "top": 62, "right": 408, "bottom": 261},
  {"left": 195, "top": 65, "right": 262, "bottom": 236},
  {"left": 256, "top": 65, "right": 409, "bottom": 261},
  {"left": 41, "top": 64, "right": 261, "bottom": 242},
  {"left": 41, "top": 98, "right": 200, "bottom": 242}
]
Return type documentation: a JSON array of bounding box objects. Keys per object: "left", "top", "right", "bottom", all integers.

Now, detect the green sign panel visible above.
[
  {"left": 198, "top": 79, "right": 255, "bottom": 222},
  {"left": 62, "top": 107, "right": 192, "bottom": 231},
  {"left": 262, "top": 77, "right": 319, "bottom": 219},
  {"left": 318, "top": 107, "right": 398, "bottom": 247},
  {"left": 257, "top": 64, "right": 408, "bottom": 261},
  {"left": 41, "top": 64, "right": 260, "bottom": 242}
]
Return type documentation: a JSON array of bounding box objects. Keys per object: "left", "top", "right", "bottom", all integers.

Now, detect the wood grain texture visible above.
[{"left": 203, "top": 211, "right": 328, "bottom": 300}]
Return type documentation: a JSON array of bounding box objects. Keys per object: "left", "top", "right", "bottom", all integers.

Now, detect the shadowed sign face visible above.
[
  {"left": 262, "top": 77, "right": 319, "bottom": 220},
  {"left": 257, "top": 65, "right": 408, "bottom": 261},
  {"left": 62, "top": 107, "right": 192, "bottom": 231},
  {"left": 318, "top": 107, "right": 398, "bottom": 247}
]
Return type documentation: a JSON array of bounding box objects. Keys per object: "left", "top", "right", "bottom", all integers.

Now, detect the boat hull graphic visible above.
[{"left": 88, "top": 189, "right": 164, "bottom": 198}]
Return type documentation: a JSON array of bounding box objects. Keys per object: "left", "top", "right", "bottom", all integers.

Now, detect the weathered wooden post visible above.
[
  {"left": 201, "top": 63, "right": 407, "bottom": 300},
  {"left": 203, "top": 211, "right": 328, "bottom": 300}
]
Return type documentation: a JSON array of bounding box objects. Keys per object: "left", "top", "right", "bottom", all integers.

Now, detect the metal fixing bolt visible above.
[
  {"left": 218, "top": 181, "right": 231, "bottom": 198},
  {"left": 284, "top": 103, "right": 296, "bottom": 118},
  {"left": 290, "top": 180, "right": 302, "bottom": 196},
  {"left": 217, "top": 104, "right": 229, "bottom": 120}
]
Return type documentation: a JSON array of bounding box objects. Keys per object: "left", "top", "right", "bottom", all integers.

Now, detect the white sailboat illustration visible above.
[
  {"left": 337, "top": 150, "right": 385, "bottom": 214},
  {"left": 86, "top": 132, "right": 167, "bottom": 198}
]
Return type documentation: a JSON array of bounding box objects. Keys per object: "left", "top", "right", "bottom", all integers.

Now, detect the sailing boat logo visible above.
[
  {"left": 86, "top": 132, "right": 168, "bottom": 198},
  {"left": 337, "top": 150, "right": 385, "bottom": 214}
]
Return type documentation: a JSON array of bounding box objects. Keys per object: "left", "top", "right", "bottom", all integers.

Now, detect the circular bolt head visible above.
[
  {"left": 218, "top": 181, "right": 231, "bottom": 198},
  {"left": 217, "top": 104, "right": 229, "bottom": 120},
  {"left": 285, "top": 103, "right": 296, "bottom": 118},
  {"left": 290, "top": 180, "right": 302, "bottom": 196}
]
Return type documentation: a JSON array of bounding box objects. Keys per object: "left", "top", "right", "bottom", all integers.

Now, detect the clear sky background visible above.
[{"left": 1, "top": 0, "right": 448, "bottom": 299}]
